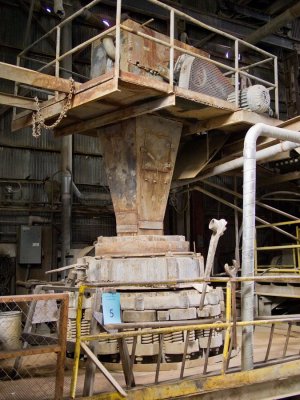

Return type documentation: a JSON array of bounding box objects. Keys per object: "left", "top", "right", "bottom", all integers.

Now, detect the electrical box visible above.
[{"left": 18, "top": 226, "right": 42, "bottom": 264}]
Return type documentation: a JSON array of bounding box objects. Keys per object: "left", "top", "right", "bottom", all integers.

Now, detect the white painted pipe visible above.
[
  {"left": 72, "top": 182, "right": 111, "bottom": 201},
  {"left": 102, "top": 37, "right": 116, "bottom": 61},
  {"left": 172, "top": 139, "right": 300, "bottom": 188},
  {"left": 241, "top": 123, "right": 300, "bottom": 371}
]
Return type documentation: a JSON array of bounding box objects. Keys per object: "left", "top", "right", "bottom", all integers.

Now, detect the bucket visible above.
[{"left": 0, "top": 311, "right": 22, "bottom": 350}]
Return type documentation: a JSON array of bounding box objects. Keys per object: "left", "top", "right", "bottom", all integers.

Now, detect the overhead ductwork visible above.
[
  {"left": 243, "top": 2, "right": 300, "bottom": 46},
  {"left": 54, "top": 0, "right": 65, "bottom": 19}
]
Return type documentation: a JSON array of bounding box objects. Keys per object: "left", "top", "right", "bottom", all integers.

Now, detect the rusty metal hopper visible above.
[{"left": 99, "top": 115, "right": 182, "bottom": 236}]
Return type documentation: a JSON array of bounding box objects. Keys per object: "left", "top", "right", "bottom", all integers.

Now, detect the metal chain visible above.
[{"left": 32, "top": 77, "right": 75, "bottom": 138}]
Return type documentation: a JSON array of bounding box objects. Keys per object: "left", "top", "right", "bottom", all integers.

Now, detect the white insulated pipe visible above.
[
  {"left": 102, "top": 37, "right": 116, "bottom": 61},
  {"left": 241, "top": 123, "right": 300, "bottom": 371},
  {"left": 172, "top": 140, "right": 300, "bottom": 189}
]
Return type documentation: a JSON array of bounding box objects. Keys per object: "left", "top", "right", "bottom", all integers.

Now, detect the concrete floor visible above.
[{"left": 0, "top": 325, "right": 300, "bottom": 399}]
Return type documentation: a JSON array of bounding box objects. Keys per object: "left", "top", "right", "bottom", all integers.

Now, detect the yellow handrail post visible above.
[
  {"left": 70, "top": 284, "right": 85, "bottom": 399},
  {"left": 222, "top": 280, "right": 232, "bottom": 374}
]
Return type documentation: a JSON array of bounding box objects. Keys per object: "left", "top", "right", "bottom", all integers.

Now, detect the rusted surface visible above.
[
  {"left": 99, "top": 115, "right": 182, "bottom": 236},
  {"left": 100, "top": 118, "right": 137, "bottom": 234},
  {"left": 174, "top": 131, "right": 227, "bottom": 180},
  {"left": 183, "top": 109, "right": 282, "bottom": 136},
  {"left": 0, "top": 62, "right": 81, "bottom": 93},
  {"left": 120, "top": 19, "right": 208, "bottom": 81},
  {"left": 0, "top": 344, "right": 61, "bottom": 360},
  {"left": 12, "top": 79, "right": 118, "bottom": 132},
  {"left": 175, "top": 86, "right": 237, "bottom": 113},
  {"left": 85, "top": 254, "right": 204, "bottom": 283},
  {"left": 55, "top": 95, "right": 176, "bottom": 137},
  {"left": 95, "top": 235, "right": 189, "bottom": 256},
  {"left": 10, "top": 18, "right": 246, "bottom": 134}
]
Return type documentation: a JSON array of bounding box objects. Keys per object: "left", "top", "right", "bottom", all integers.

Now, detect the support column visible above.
[{"left": 60, "top": 13, "right": 72, "bottom": 271}]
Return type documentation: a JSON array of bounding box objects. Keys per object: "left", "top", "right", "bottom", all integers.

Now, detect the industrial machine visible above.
[
  {"left": 91, "top": 19, "right": 271, "bottom": 114},
  {"left": 52, "top": 113, "right": 228, "bottom": 366},
  {"left": 46, "top": 19, "right": 246, "bottom": 366}
]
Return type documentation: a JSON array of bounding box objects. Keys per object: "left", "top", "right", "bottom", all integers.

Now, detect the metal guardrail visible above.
[
  {"left": 14, "top": 0, "right": 279, "bottom": 118},
  {"left": 69, "top": 275, "right": 300, "bottom": 399},
  {"left": 255, "top": 219, "right": 300, "bottom": 274}
]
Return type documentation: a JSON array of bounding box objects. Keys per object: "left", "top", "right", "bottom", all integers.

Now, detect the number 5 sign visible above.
[{"left": 102, "top": 292, "right": 121, "bottom": 324}]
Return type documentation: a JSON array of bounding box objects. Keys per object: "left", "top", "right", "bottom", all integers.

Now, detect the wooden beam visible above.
[
  {"left": 0, "top": 344, "right": 61, "bottom": 360},
  {"left": 258, "top": 171, "right": 300, "bottom": 187},
  {"left": 54, "top": 95, "right": 176, "bottom": 136},
  {"left": 279, "top": 114, "right": 300, "bottom": 131},
  {"left": 183, "top": 110, "right": 282, "bottom": 136},
  {"left": 0, "top": 91, "right": 36, "bottom": 110},
  {"left": 0, "top": 62, "right": 81, "bottom": 93},
  {"left": 11, "top": 72, "right": 114, "bottom": 131},
  {"left": 11, "top": 78, "right": 117, "bottom": 132},
  {"left": 80, "top": 341, "right": 127, "bottom": 397}
]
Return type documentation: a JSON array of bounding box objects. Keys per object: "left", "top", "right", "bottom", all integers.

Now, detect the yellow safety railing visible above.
[
  {"left": 255, "top": 219, "right": 300, "bottom": 275},
  {"left": 69, "top": 274, "right": 300, "bottom": 399}
]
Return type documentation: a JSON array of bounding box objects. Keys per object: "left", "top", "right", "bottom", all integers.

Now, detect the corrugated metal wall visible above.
[{"left": 0, "top": 2, "right": 115, "bottom": 247}]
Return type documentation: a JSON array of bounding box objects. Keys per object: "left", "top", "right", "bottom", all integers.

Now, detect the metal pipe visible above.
[
  {"left": 43, "top": 275, "right": 300, "bottom": 290},
  {"left": 23, "top": 0, "right": 35, "bottom": 48},
  {"left": 114, "top": 0, "right": 121, "bottom": 81},
  {"left": 274, "top": 57, "right": 279, "bottom": 118},
  {"left": 74, "top": 0, "right": 115, "bottom": 61},
  {"left": 55, "top": 26, "right": 61, "bottom": 100},
  {"left": 19, "top": 0, "right": 103, "bottom": 56},
  {"left": 147, "top": 0, "right": 275, "bottom": 58},
  {"left": 241, "top": 123, "right": 300, "bottom": 371},
  {"left": 238, "top": 70, "right": 276, "bottom": 88},
  {"left": 21, "top": 56, "right": 89, "bottom": 80},
  {"left": 260, "top": 191, "right": 300, "bottom": 199},
  {"left": 102, "top": 37, "right": 116, "bottom": 61},
  {"left": 38, "top": 26, "right": 116, "bottom": 73},
  {"left": 55, "top": 27, "right": 61, "bottom": 79},
  {"left": 202, "top": 179, "right": 299, "bottom": 221},
  {"left": 263, "top": 198, "right": 300, "bottom": 202},
  {"left": 199, "top": 219, "right": 227, "bottom": 309},
  {"left": 256, "top": 219, "right": 300, "bottom": 228},
  {"left": 28, "top": 216, "right": 51, "bottom": 226},
  {"left": 169, "top": 9, "right": 175, "bottom": 90},
  {"left": 82, "top": 317, "right": 300, "bottom": 342},
  {"left": 234, "top": 178, "right": 240, "bottom": 267},
  {"left": 189, "top": 186, "right": 298, "bottom": 241},
  {"left": 239, "top": 57, "right": 273, "bottom": 71},
  {"left": 72, "top": 182, "right": 111, "bottom": 201},
  {"left": 61, "top": 170, "right": 72, "bottom": 271},
  {"left": 172, "top": 140, "right": 300, "bottom": 188},
  {"left": 234, "top": 40, "right": 239, "bottom": 108},
  {"left": 60, "top": 15, "right": 73, "bottom": 275},
  {"left": 243, "top": 2, "right": 300, "bottom": 47},
  {"left": 73, "top": 0, "right": 107, "bottom": 30}
]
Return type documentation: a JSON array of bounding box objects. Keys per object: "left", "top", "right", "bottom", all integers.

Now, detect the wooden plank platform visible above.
[
  {"left": 8, "top": 71, "right": 282, "bottom": 136},
  {"left": 9, "top": 69, "right": 280, "bottom": 136}
]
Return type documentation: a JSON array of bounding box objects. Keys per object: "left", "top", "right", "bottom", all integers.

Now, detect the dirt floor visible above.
[{"left": 1, "top": 325, "right": 300, "bottom": 400}]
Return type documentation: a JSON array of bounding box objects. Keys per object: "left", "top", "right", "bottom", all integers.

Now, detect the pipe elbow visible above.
[
  {"left": 244, "top": 123, "right": 265, "bottom": 144},
  {"left": 209, "top": 218, "right": 227, "bottom": 235},
  {"left": 102, "top": 36, "right": 116, "bottom": 61},
  {"left": 244, "top": 123, "right": 266, "bottom": 159}
]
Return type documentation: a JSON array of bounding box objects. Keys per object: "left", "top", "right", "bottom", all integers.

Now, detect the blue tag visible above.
[{"left": 102, "top": 292, "right": 121, "bottom": 324}]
